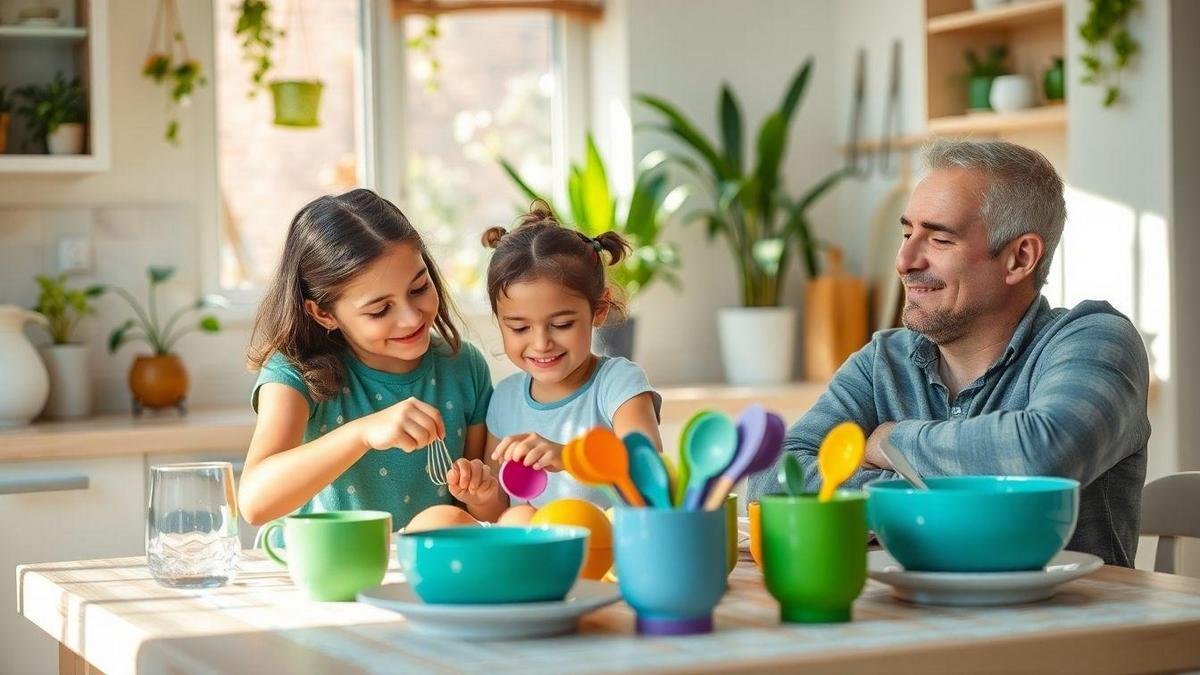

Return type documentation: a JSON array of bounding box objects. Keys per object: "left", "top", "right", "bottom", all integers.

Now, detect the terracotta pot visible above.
[{"left": 129, "top": 354, "right": 188, "bottom": 413}]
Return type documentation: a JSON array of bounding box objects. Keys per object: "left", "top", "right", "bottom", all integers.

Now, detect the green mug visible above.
[
  {"left": 261, "top": 510, "right": 392, "bottom": 601},
  {"left": 761, "top": 492, "right": 866, "bottom": 623}
]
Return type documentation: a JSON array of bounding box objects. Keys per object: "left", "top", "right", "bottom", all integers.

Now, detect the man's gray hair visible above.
[{"left": 923, "top": 140, "right": 1066, "bottom": 287}]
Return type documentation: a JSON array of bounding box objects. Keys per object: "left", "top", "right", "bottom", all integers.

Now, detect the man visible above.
[{"left": 747, "top": 140, "right": 1149, "bottom": 567}]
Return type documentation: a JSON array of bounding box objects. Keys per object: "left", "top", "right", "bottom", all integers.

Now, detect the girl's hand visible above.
[
  {"left": 356, "top": 397, "right": 445, "bottom": 452},
  {"left": 446, "top": 458, "right": 499, "bottom": 506},
  {"left": 491, "top": 432, "right": 564, "bottom": 471}
]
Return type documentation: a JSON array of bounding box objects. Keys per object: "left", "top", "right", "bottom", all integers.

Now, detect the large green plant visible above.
[
  {"left": 15, "top": 73, "right": 86, "bottom": 147},
  {"left": 33, "top": 275, "right": 105, "bottom": 345},
  {"left": 498, "top": 135, "right": 686, "bottom": 301},
  {"left": 107, "top": 266, "right": 226, "bottom": 356},
  {"left": 1079, "top": 0, "right": 1139, "bottom": 107},
  {"left": 636, "top": 58, "right": 848, "bottom": 307}
]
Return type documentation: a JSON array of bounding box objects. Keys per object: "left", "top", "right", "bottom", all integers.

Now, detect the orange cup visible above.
[{"left": 748, "top": 500, "right": 763, "bottom": 568}]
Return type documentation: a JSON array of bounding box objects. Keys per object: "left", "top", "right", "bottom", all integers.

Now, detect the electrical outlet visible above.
[{"left": 57, "top": 235, "right": 91, "bottom": 274}]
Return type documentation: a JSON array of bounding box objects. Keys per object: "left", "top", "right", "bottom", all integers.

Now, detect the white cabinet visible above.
[
  {"left": 1, "top": 455, "right": 144, "bottom": 675},
  {"left": 0, "top": 0, "right": 109, "bottom": 172}
]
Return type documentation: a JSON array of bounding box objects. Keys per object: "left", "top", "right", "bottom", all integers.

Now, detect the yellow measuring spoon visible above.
[{"left": 817, "top": 422, "right": 866, "bottom": 502}]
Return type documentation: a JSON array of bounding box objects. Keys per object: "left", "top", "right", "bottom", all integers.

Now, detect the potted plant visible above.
[
  {"left": 107, "top": 266, "right": 226, "bottom": 415},
  {"left": 32, "top": 275, "right": 105, "bottom": 419},
  {"left": 143, "top": 0, "right": 207, "bottom": 145},
  {"left": 235, "top": 0, "right": 323, "bottom": 127},
  {"left": 15, "top": 72, "right": 87, "bottom": 154},
  {"left": 964, "top": 45, "right": 1008, "bottom": 111},
  {"left": 1078, "top": 0, "right": 1139, "bottom": 107},
  {"left": 499, "top": 135, "right": 687, "bottom": 359},
  {"left": 637, "top": 58, "right": 848, "bottom": 384},
  {"left": 0, "top": 86, "right": 12, "bottom": 153}
]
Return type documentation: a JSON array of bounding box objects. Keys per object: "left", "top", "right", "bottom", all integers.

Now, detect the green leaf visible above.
[
  {"left": 579, "top": 136, "right": 615, "bottom": 237},
  {"left": 199, "top": 315, "right": 221, "bottom": 332},
  {"left": 567, "top": 165, "right": 586, "bottom": 229},
  {"left": 779, "top": 58, "right": 813, "bottom": 122},
  {"left": 635, "top": 93, "right": 733, "bottom": 180},
  {"left": 719, "top": 84, "right": 743, "bottom": 175},
  {"left": 753, "top": 112, "right": 787, "bottom": 223},
  {"left": 625, "top": 170, "right": 669, "bottom": 243},
  {"left": 1104, "top": 86, "right": 1120, "bottom": 107},
  {"left": 85, "top": 284, "right": 106, "bottom": 297},
  {"left": 108, "top": 319, "right": 135, "bottom": 353},
  {"left": 498, "top": 156, "right": 551, "bottom": 208},
  {"left": 793, "top": 167, "right": 850, "bottom": 215},
  {"left": 148, "top": 266, "right": 175, "bottom": 284}
]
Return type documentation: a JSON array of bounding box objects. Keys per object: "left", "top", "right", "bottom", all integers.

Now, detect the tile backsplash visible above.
[{"left": 0, "top": 205, "right": 255, "bottom": 415}]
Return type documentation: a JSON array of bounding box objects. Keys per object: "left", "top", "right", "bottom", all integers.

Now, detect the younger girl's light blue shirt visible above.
[
  {"left": 486, "top": 356, "right": 661, "bottom": 507},
  {"left": 252, "top": 339, "right": 492, "bottom": 531}
]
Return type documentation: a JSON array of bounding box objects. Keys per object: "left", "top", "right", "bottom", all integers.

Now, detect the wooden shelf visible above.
[
  {"left": 927, "top": 105, "right": 1066, "bottom": 136},
  {"left": 0, "top": 154, "right": 109, "bottom": 173},
  {"left": 927, "top": 0, "right": 1063, "bottom": 34},
  {"left": 0, "top": 25, "right": 88, "bottom": 41}
]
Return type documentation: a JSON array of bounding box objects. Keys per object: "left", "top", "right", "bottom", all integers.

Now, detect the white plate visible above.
[
  {"left": 357, "top": 579, "right": 622, "bottom": 640},
  {"left": 868, "top": 550, "right": 1104, "bottom": 606}
]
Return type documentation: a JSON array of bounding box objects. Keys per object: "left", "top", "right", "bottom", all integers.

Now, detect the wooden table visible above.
[{"left": 17, "top": 547, "right": 1200, "bottom": 675}]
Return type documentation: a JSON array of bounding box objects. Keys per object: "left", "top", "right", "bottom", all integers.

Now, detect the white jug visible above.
[{"left": 0, "top": 305, "right": 50, "bottom": 427}]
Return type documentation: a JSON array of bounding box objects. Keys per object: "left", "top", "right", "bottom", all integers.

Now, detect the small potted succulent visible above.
[
  {"left": 32, "top": 275, "right": 105, "bottom": 419},
  {"left": 963, "top": 45, "right": 1009, "bottom": 111},
  {"left": 0, "top": 86, "right": 12, "bottom": 153},
  {"left": 15, "top": 72, "right": 87, "bottom": 154},
  {"left": 107, "top": 266, "right": 226, "bottom": 415}
]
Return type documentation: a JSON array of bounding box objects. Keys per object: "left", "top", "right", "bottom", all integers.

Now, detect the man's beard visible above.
[{"left": 900, "top": 274, "right": 982, "bottom": 345}]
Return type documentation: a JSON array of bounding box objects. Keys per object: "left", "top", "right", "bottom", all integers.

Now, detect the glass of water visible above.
[{"left": 147, "top": 462, "right": 240, "bottom": 588}]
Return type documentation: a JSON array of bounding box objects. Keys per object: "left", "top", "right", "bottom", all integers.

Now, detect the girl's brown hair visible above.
[
  {"left": 481, "top": 200, "right": 631, "bottom": 317},
  {"left": 248, "top": 188, "right": 462, "bottom": 400}
]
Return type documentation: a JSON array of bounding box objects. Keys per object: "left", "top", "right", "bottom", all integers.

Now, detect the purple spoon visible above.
[
  {"left": 701, "top": 405, "right": 771, "bottom": 510},
  {"left": 498, "top": 460, "right": 548, "bottom": 502},
  {"left": 747, "top": 412, "right": 787, "bottom": 475}
]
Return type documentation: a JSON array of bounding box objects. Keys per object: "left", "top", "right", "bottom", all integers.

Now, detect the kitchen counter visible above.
[
  {"left": 0, "top": 382, "right": 826, "bottom": 462},
  {"left": 19, "top": 550, "right": 1200, "bottom": 674}
]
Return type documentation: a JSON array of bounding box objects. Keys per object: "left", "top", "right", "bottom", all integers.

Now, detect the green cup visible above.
[
  {"left": 761, "top": 492, "right": 867, "bottom": 623},
  {"left": 261, "top": 510, "right": 391, "bottom": 601}
]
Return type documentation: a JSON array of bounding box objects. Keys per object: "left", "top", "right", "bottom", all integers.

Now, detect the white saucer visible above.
[
  {"left": 868, "top": 550, "right": 1104, "bottom": 606},
  {"left": 357, "top": 579, "right": 622, "bottom": 640}
]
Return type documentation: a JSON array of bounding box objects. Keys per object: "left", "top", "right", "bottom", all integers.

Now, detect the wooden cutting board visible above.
[{"left": 804, "top": 247, "right": 868, "bottom": 381}]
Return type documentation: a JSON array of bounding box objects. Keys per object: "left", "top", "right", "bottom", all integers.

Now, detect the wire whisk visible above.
[{"left": 425, "top": 437, "right": 454, "bottom": 486}]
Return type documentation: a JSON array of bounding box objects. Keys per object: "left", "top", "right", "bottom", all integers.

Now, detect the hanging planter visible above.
[
  {"left": 269, "top": 79, "right": 323, "bottom": 127},
  {"left": 143, "top": 0, "right": 207, "bottom": 145},
  {"left": 237, "top": 0, "right": 324, "bottom": 128}
]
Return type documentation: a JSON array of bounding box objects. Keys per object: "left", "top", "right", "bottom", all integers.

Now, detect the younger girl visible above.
[
  {"left": 483, "top": 203, "right": 664, "bottom": 507},
  {"left": 239, "top": 188, "right": 506, "bottom": 533}
]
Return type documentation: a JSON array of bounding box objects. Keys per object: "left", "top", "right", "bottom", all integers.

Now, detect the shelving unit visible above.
[
  {"left": 0, "top": 0, "right": 109, "bottom": 173},
  {"left": 924, "top": 0, "right": 1066, "bottom": 144}
]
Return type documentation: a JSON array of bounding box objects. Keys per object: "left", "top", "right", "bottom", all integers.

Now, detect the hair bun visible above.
[{"left": 481, "top": 226, "right": 508, "bottom": 249}]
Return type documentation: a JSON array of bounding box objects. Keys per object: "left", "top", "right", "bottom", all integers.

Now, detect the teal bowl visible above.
[
  {"left": 398, "top": 525, "right": 587, "bottom": 604},
  {"left": 866, "top": 476, "right": 1079, "bottom": 572}
]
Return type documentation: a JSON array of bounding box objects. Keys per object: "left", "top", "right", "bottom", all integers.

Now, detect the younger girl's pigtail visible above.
[
  {"left": 481, "top": 226, "right": 508, "bottom": 249},
  {"left": 593, "top": 231, "right": 631, "bottom": 266}
]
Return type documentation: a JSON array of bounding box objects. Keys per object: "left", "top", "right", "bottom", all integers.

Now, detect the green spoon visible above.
[{"left": 778, "top": 453, "right": 806, "bottom": 496}]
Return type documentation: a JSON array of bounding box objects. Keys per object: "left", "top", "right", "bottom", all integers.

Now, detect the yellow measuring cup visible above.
[{"left": 817, "top": 422, "right": 866, "bottom": 502}]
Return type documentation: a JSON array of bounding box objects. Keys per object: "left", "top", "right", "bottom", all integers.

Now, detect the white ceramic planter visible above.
[
  {"left": 40, "top": 344, "right": 92, "bottom": 419},
  {"left": 990, "top": 75, "right": 1034, "bottom": 113},
  {"left": 717, "top": 306, "right": 796, "bottom": 386},
  {"left": 47, "top": 123, "right": 85, "bottom": 155},
  {"left": 0, "top": 306, "right": 50, "bottom": 427}
]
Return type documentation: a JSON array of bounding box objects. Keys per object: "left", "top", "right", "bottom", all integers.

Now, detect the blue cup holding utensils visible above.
[{"left": 614, "top": 507, "right": 727, "bottom": 635}]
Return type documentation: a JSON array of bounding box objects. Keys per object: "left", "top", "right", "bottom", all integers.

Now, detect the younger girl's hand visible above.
[
  {"left": 446, "top": 458, "right": 499, "bottom": 506},
  {"left": 491, "top": 432, "right": 564, "bottom": 471},
  {"left": 356, "top": 397, "right": 445, "bottom": 452}
]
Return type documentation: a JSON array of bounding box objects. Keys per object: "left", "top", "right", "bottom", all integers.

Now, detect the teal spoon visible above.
[
  {"left": 779, "top": 453, "right": 806, "bottom": 496},
  {"left": 682, "top": 412, "right": 738, "bottom": 510},
  {"left": 624, "top": 432, "right": 671, "bottom": 509}
]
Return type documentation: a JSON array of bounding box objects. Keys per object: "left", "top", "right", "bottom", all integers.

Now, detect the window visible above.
[
  {"left": 397, "top": 12, "right": 566, "bottom": 306},
  {"left": 214, "top": 0, "right": 367, "bottom": 293}
]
